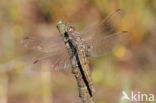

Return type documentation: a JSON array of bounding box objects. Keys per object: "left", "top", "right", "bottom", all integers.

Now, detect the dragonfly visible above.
[{"left": 21, "top": 9, "right": 131, "bottom": 99}]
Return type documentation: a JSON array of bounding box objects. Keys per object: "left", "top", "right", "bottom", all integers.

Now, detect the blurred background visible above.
[{"left": 0, "top": 0, "right": 156, "bottom": 103}]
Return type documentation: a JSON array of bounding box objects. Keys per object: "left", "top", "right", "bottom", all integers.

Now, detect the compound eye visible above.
[
  {"left": 68, "top": 25, "right": 75, "bottom": 32},
  {"left": 68, "top": 28, "right": 73, "bottom": 32},
  {"left": 71, "top": 25, "right": 75, "bottom": 30}
]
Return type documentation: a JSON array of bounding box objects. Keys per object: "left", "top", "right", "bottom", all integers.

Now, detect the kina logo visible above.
[{"left": 121, "top": 91, "right": 155, "bottom": 102}]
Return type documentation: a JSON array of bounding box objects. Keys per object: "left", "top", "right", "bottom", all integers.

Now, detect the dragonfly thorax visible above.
[{"left": 67, "top": 25, "right": 75, "bottom": 33}]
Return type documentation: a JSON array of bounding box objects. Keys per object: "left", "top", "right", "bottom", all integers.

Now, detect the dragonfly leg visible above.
[
  {"left": 86, "top": 45, "right": 93, "bottom": 57},
  {"left": 72, "top": 65, "right": 79, "bottom": 74}
]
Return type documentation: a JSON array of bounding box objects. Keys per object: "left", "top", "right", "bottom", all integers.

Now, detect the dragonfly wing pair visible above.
[
  {"left": 21, "top": 36, "right": 72, "bottom": 71},
  {"left": 82, "top": 9, "right": 131, "bottom": 57}
]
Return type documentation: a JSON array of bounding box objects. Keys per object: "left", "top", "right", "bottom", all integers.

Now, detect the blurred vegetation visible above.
[{"left": 0, "top": 0, "right": 156, "bottom": 103}]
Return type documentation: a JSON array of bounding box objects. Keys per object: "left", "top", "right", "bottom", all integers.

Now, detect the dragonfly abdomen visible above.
[
  {"left": 78, "top": 48, "right": 95, "bottom": 96},
  {"left": 64, "top": 29, "right": 95, "bottom": 97}
]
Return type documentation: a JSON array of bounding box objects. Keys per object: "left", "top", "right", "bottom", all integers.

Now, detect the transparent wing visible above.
[
  {"left": 80, "top": 9, "right": 131, "bottom": 57},
  {"left": 82, "top": 9, "right": 123, "bottom": 42},
  {"left": 50, "top": 50, "right": 71, "bottom": 71},
  {"left": 86, "top": 31, "right": 132, "bottom": 57},
  {"left": 20, "top": 36, "right": 65, "bottom": 53},
  {"left": 32, "top": 49, "right": 71, "bottom": 71},
  {"left": 20, "top": 36, "right": 72, "bottom": 71}
]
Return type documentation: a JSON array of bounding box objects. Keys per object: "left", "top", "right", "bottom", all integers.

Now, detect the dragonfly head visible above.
[
  {"left": 57, "top": 19, "right": 75, "bottom": 37},
  {"left": 57, "top": 19, "right": 67, "bottom": 35}
]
